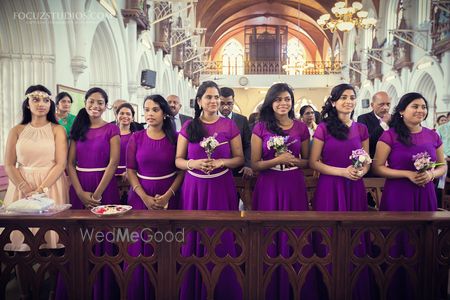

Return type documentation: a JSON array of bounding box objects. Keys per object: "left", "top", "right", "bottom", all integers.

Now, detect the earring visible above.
[
  {"left": 400, "top": 114, "right": 403, "bottom": 118},
  {"left": 164, "top": 115, "right": 167, "bottom": 119}
]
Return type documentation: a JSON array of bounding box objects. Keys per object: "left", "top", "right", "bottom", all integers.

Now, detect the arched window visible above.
[
  {"left": 221, "top": 39, "right": 244, "bottom": 75},
  {"left": 386, "top": 0, "right": 400, "bottom": 44},
  {"left": 285, "top": 38, "right": 307, "bottom": 75},
  {"left": 333, "top": 42, "right": 341, "bottom": 62}
]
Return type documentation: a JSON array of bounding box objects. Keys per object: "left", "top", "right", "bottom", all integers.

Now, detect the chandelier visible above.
[{"left": 316, "top": 1, "right": 377, "bottom": 32}]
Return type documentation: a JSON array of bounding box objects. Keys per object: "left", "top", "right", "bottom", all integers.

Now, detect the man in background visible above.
[
  {"left": 167, "top": 94, "right": 192, "bottom": 132},
  {"left": 111, "top": 99, "right": 144, "bottom": 131},
  {"left": 219, "top": 87, "right": 253, "bottom": 178},
  {"left": 357, "top": 91, "right": 391, "bottom": 158}
]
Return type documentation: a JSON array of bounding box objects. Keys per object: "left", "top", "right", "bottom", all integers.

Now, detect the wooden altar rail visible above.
[{"left": 0, "top": 211, "right": 449, "bottom": 300}]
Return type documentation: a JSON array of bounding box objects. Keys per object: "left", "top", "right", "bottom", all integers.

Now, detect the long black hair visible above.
[
  {"left": 55, "top": 92, "right": 73, "bottom": 105},
  {"left": 21, "top": 85, "right": 58, "bottom": 125},
  {"left": 389, "top": 92, "right": 428, "bottom": 146},
  {"left": 186, "top": 81, "right": 219, "bottom": 142},
  {"left": 259, "top": 83, "right": 295, "bottom": 136},
  {"left": 70, "top": 87, "right": 108, "bottom": 141},
  {"left": 144, "top": 94, "right": 177, "bottom": 144},
  {"left": 300, "top": 105, "right": 314, "bottom": 117},
  {"left": 321, "top": 83, "right": 356, "bottom": 140}
]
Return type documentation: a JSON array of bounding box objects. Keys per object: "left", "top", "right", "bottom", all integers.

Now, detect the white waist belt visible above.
[
  {"left": 19, "top": 166, "right": 52, "bottom": 171},
  {"left": 187, "top": 168, "right": 229, "bottom": 179},
  {"left": 137, "top": 172, "right": 176, "bottom": 180},
  {"left": 270, "top": 165, "right": 299, "bottom": 171},
  {"left": 117, "top": 165, "right": 126, "bottom": 169},
  {"left": 76, "top": 166, "right": 107, "bottom": 172}
]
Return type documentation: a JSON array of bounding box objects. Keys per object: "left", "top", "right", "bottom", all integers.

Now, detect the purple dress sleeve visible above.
[
  {"left": 313, "top": 123, "right": 327, "bottom": 141},
  {"left": 299, "top": 122, "right": 310, "bottom": 142},
  {"left": 126, "top": 132, "right": 138, "bottom": 170},
  {"left": 358, "top": 123, "right": 369, "bottom": 141},
  {"left": 179, "top": 119, "right": 192, "bottom": 139},
  {"left": 252, "top": 122, "right": 264, "bottom": 138},
  {"left": 432, "top": 130, "right": 443, "bottom": 148},
  {"left": 229, "top": 119, "right": 240, "bottom": 140},
  {"left": 379, "top": 129, "right": 394, "bottom": 146},
  {"left": 108, "top": 123, "right": 120, "bottom": 139}
]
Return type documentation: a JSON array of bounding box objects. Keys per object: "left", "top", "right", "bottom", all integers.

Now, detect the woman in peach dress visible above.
[{"left": 3, "top": 85, "right": 69, "bottom": 251}]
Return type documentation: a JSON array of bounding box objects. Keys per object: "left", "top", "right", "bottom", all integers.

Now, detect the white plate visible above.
[{"left": 91, "top": 205, "right": 132, "bottom": 217}]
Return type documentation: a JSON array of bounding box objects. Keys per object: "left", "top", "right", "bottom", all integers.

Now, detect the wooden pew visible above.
[{"left": 234, "top": 169, "right": 385, "bottom": 211}]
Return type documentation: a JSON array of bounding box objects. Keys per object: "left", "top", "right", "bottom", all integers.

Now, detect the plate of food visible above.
[{"left": 91, "top": 205, "right": 132, "bottom": 217}]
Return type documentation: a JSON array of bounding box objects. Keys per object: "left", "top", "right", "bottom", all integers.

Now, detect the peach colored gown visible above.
[{"left": 3, "top": 122, "right": 69, "bottom": 251}]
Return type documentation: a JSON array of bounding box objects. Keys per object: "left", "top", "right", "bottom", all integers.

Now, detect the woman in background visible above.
[
  {"left": 299, "top": 104, "right": 317, "bottom": 139},
  {"left": 115, "top": 103, "right": 136, "bottom": 204},
  {"left": 55, "top": 92, "right": 76, "bottom": 136}
]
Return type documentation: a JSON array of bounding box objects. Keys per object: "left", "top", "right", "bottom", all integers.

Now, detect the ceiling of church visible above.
[{"left": 196, "top": 0, "right": 380, "bottom": 58}]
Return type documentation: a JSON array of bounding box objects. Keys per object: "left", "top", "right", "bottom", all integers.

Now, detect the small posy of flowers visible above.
[
  {"left": 200, "top": 133, "right": 219, "bottom": 159},
  {"left": 349, "top": 148, "right": 372, "bottom": 169},
  {"left": 267, "top": 136, "right": 290, "bottom": 155},
  {"left": 412, "top": 151, "right": 444, "bottom": 172},
  {"left": 267, "top": 135, "right": 298, "bottom": 170}
]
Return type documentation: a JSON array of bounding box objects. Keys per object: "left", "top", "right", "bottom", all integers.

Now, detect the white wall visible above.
[{"left": 0, "top": 0, "right": 197, "bottom": 163}]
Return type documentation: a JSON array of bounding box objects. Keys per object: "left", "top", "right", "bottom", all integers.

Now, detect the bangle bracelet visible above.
[
  {"left": 220, "top": 159, "right": 225, "bottom": 168},
  {"left": 133, "top": 184, "right": 142, "bottom": 191},
  {"left": 429, "top": 170, "right": 435, "bottom": 181},
  {"left": 186, "top": 159, "right": 193, "bottom": 171},
  {"left": 169, "top": 187, "right": 175, "bottom": 197},
  {"left": 91, "top": 195, "right": 102, "bottom": 201}
]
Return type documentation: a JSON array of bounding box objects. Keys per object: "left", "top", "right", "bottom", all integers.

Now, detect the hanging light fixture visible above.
[{"left": 317, "top": 1, "right": 377, "bottom": 32}]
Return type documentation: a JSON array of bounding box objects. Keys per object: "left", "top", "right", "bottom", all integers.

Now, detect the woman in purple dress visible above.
[
  {"left": 251, "top": 83, "right": 310, "bottom": 299},
  {"left": 66, "top": 87, "right": 120, "bottom": 299},
  {"left": 372, "top": 92, "right": 446, "bottom": 299},
  {"left": 309, "top": 83, "right": 371, "bottom": 299},
  {"left": 125, "top": 95, "right": 183, "bottom": 299},
  {"left": 175, "top": 81, "right": 244, "bottom": 300},
  {"left": 115, "top": 103, "right": 136, "bottom": 204}
]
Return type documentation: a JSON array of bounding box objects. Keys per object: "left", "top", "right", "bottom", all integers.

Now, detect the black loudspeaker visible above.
[
  {"left": 141, "top": 70, "right": 156, "bottom": 88},
  {"left": 361, "top": 98, "right": 370, "bottom": 108}
]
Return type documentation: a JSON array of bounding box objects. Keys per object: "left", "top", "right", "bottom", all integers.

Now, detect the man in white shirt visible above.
[{"left": 167, "top": 94, "right": 192, "bottom": 132}]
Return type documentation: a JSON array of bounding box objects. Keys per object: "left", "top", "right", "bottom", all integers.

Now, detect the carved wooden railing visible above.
[
  {"left": 1, "top": 210, "right": 449, "bottom": 299},
  {"left": 201, "top": 60, "right": 342, "bottom": 75}
]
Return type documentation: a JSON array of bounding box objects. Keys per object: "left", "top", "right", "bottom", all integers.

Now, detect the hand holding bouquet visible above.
[
  {"left": 349, "top": 148, "right": 372, "bottom": 176},
  {"left": 200, "top": 133, "right": 219, "bottom": 159},
  {"left": 267, "top": 136, "right": 297, "bottom": 170},
  {"left": 412, "top": 151, "right": 444, "bottom": 172}
]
